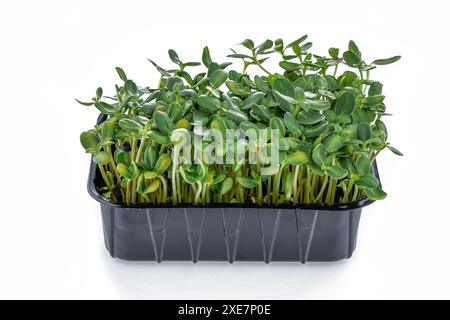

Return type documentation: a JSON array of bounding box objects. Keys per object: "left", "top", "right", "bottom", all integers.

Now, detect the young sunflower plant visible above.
[{"left": 78, "top": 35, "right": 402, "bottom": 206}]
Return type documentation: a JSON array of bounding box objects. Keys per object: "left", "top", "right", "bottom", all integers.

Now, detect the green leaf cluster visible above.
[{"left": 78, "top": 37, "right": 401, "bottom": 205}]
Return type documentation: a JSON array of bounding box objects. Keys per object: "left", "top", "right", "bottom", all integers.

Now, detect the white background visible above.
[{"left": 0, "top": 0, "right": 449, "bottom": 299}]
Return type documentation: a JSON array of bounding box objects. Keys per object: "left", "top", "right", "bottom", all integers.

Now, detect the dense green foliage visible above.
[{"left": 79, "top": 35, "right": 402, "bottom": 205}]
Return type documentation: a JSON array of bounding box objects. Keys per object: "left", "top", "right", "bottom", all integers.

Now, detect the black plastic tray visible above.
[{"left": 87, "top": 157, "right": 379, "bottom": 263}]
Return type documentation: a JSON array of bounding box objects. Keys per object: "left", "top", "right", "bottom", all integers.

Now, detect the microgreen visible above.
[{"left": 79, "top": 36, "right": 402, "bottom": 205}]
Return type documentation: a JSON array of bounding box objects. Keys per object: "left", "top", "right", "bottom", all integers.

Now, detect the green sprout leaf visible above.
[
  {"left": 286, "top": 151, "right": 309, "bottom": 165},
  {"left": 117, "top": 163, "right": 133, "bottom": 179},
  {"left": 202, "top": 46, "right": 212, "bottom": 67},
  {"left": 96, "top": 87, "right": 103, "bottom": 100},
  {"left": 356, "top": 155, "right": 371, "bottom": 175},
  {"left": 357, "top": 123, "right": 372, "bottom": 141},
  {"left": 80, "top": 131, "right": 99, "bottom": 151},
  {"left": 372, "top": 56, "right": 401, "bottom": 65},
  {"left": 279, "top": 61, "right": 301, "bottom": 72},
  {"left": 94, "top": 102, "right": 115, "bottom": 115},
  {"left": 284, "top": 112, "right": 301, "bottom": 136},
  {"left": 256, "top": 39, "right": 273, "bottom": 54},
  {"left": 304, "top": 99, "right": 331, "bottom": 111},
  {"left": 312, "top": 144, "right": 326, "bottom": 167},
  {"left": 168, "top": 49, "right": 181, "bottom": 65},
  {"left": 143, "top": 146, "right": 158, "bottom": 169},
  {"left": 146, "top": 130, "right": 170, "bottom": 145},
  {"left": 115, "top": 67, "right": 127, "bottom": 81},
  {"left": 323, "top": 134, "right": 344, "bottom": 153},
  {"left": 144, "top": 171, "right": 158, "bottom": 179},
  {"left": 115, "top": 150, "right": 131, "bottom": 167},
  {"left": 225, "top": 80, "right": 246, "bottom": 96},
  {"left": 178, "top": 89, "right": 196, "bottom": 97},
  {"left": 155, "top": 154, "right": 172, "bottom": 174},
  {"left": 296, "top": 110, "right": 325, "bottom": 125},
  {"left": 325, "top": 166, "right": 348, "bottom": 180},
  {"left": 328, "top": 47, "right": 339, "bottom": 59},
  {"left": 101, "top": 120, "right": 115, "bottom": 141},
  {"left": 240, "top": 39, "right": 254, "bottom": 49},
  {"left": 220, "top": 177, "right": 233, "bottom": 195},
  {"left": 197, "top": 95, "right": 221, "bottom": 112},
  {"left": 237, "top": 176, "right": 258, "bottom": 188},
  {"left": 387, "top": 145, "right": 404, "bottom": 156},
  {"left": 143, "top": 179, "right": 160, "bottom": 194},
  {"left": 154, "top": 111, "right": 174, "bottom": 136},
  {"left": 75, "top": 99, "right": 94, "bottom": 106},
  {"left": 343, "top": 51, "right": 361, "bottom": 67},
  {"left": 364, "top": 187, "right": 387, "bottom": 200},
  {"left": 334, "top": 92, "right": 355, "bottom": 116},
  {"left": 93, "top": 151, "right": 110, "bottom": 165},
  {"left": 119, "top": 118, "right": 143, "bottom": 135},
  {"left": 273, "top": 90, "right": 297, "bottom": 106},
  {"left": 124, "top": 80, "right": 137, "bottom": 95},
  {"left": 355, "top": 174, "right": 379, "bottom": 188},
  {"left": 209, "top": 69, "right": 228, "bottom": 88}
]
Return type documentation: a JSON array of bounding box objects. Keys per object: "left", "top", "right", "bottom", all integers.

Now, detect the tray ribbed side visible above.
[{"left": 100, "top": 205, "right": 362, "bottom": 263}]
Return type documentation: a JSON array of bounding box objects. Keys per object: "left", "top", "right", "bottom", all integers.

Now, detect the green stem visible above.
[
  {"left": 130, "top": 137, "right": 138, "bottom": 203},
  {"left": 131, "top": 179, "right": 137, "bottom": 204},
  {"left": 304, "top": 168, "right": 311, "bottom": 203},
  {"left": 333, "top": 63, "right": 339, "bottom": 77},
  {"left": 358, "top": 68, "right": 364, "bottom": 80},
  {"left": 364, "top": 70, "right": 371, "bottom": 94},
  {"left": 257, "top": 182, "right": 263, "bottom": 205},
  {"left": 194, "top": 181, "right": 202, "bottom": 205},
  {"left": 371, "top": 146, "right": 385, "bottom": 164},
  {"left": 172, "top": 147, "right": 179, "bottom": 205},
  {"left": 243, "top": 61, "right": 249, "bottom": 74},
  {"left": 252, "top": 51, "right": 272, "bottom": 75},
  {"left": 99, "top": 165, "right": 117, "bottom": 201},
  {"left": 105, "top": 145, "right": 121, "bottom": 182},
  {"left": 131, "top": 136, "right": 137, "bottom": 162},
  {"left": 311, "top": 173, "right": 317, "bottom": 199},
  {"left": 126, "top": 180, "right": 132, "bottom": 205},
  {"left": 206, "top": 185, "right": 210, "bottom": 203},
  {"left": 330, "top": 179, "right": 336, "bottom": 204},
  {"left": 325, "top": 178, "right": 334, "bottom": 204},
  {"left": 135, "top": 137, "right": 146, "bottom": 162},
  {"left": 314, "top": 175, "right": 329, "bottom": 203},
  {"left": 352, "top": 186, "right": 359, "bottom": 202},
  {"left": 272, "top": 164, "right": 285, "bottom": 203},
  {"left": 201, "top": 183, "right": 207, "bottom": 204},
  {"left": 293, "top": 165, "right": 300, "bottom": 205},
  {"left": 343, "top": 180, "right": 354, "bottom": 202},
  {"left": 176, "top": 171, "right": 182, "bottom": 203},
  {"left": 158, "top": 176, "right": 168, "bottom": 203}
]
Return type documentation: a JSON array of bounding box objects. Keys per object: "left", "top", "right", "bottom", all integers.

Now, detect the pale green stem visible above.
[
  {"left": 171, "top": 146, "right": 179, "bottom": 205},
  {"left": 272, "top": 163, "right": 286, "bottom": 203},
  {"left": 135, "top": 137, "right": 146, "bottom": 162},
  {"left": 293, "top": 165, "right": 300, "bottom": 205},
  {"left": 201, "top": 183, "right": 207, "bottom": 204},
  {"left": 257, "top": 183, "right": 263, "bottom": 205},
  {"left": 314, "top": 175, "right": 329, "bottom": 203},
  {"left": 343, "top": 180, "right": 354, "bottom": 202},
  {"left": 252, "top": 51, "right": 272, "bottom": 75},
  {"left": 352, "top": 186, "right": 359, "bottom": 202},
  {"left": 158, "top": 176, "right": 168, "bottom": 203},
  {"left": 194, "top": 181, "right": 202, "bottom": 205},
  {"left": 371, "top": 146, "right": 385, "bottom": 164},
  {"left": 304, "top": 168, "right": 311, "bottom": 203}
]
